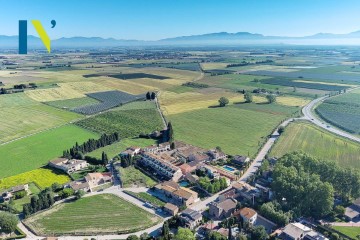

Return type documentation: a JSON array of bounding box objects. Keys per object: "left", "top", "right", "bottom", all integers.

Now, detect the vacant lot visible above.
[
  {"left": 270, "top": 122, "right": 360, "bottom": 168},
  {"left": 0, "top": 125, "right": 98, "bottom": 178},
  {"left": 119, "top": 166, "right": 157, "bottom": 188},
  {"left": 75, "top": 108, "right": 164, "bottom": 138},
  {"left": 0, "top": 168, "right": 71, "bottom": 191},
  {"left": 24, "top": 194, "right": 160, "bottom": 235},
  {"left": 168, "top": 105, "right": 288, "bottom": 156},
  {"left": 0, "top": 93, "right": 82, "bottom": 143}
]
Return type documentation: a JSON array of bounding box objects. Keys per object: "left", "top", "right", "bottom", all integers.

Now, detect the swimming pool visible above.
[
  {"left": 223, "top": 165, "right": 236, "bottom": 172},
  {"left": 179, "top": 180, "right": 190, "bottom": 187}
]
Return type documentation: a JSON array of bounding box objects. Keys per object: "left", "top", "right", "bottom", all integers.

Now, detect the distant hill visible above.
[{"left": 1, "top": 30, "right": 360, "bottom": 49}]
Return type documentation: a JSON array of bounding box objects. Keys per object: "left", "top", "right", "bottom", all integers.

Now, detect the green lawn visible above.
[
  {"left": 12, "top": 183, "right": 41, "bottom": 212},
  {"left": 270, "top": 121, "right": 360, "bottom": 168},
  {"left": 119, "top": 166, "right": 157, "bottom": 188},
  {"left": 333, "top": 226, "right": 360, "bottom": 239},
  {"left": 86, "top": 138, "right": 156, "bottom": 159},
  {"left": 168, "top": 105, "right": 288, "bottom": 156},
  {"left": 0, "top": 125, "right": 98, "bottom": 178},
  {"left": 24, "top": 194, "right": 161, "bottom": 235}
]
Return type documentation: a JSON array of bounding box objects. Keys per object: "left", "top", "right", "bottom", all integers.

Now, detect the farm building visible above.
[{"left": 49, "top": 158, "right": 89, "bottom": 174}]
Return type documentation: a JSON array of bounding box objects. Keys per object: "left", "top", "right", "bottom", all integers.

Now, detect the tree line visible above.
[
  {"left": 146, "top": 92, "right": 156, "bottom": 100},
  {"left": 272, "top": 152, "right": 360, "bottom": 219},
  {"left": 198, "top": 177, "right": 228, "bottom": 194},
  {"left": 62, "top": 132, "right": 119, "bottom": 159}
]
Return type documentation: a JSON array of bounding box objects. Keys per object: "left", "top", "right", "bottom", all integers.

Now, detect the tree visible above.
[
  {"left": 140, "top": 232, "right": 151, "bottom": 240},
  {"left": 13, "top": 190, "right": 27, "bottom": 199},
  {"left": 218, "top": 97, "right": 229, "bottom": 107},
  {"left": 266, "top": 95, "right": 276, "bottom": 104},
  {"left": 278, "top": 126, "right": 285, "bottom": 135},
  {"left": 151, "top": 92, "right": 156, "bottom": 100},
  {"left": 167, "top": 122, "right": 174, "bottom": 143},
  {"left": 334, "top": 205, "right": 345, "bottom": 216},
  {"left": 0, "top": 212, "right": 18, "bottom": 234},
  {"left": 251, "top": 226, "right": 268, "bottom": 240},
  {"left": 244, "top": 91, "right": 253, "bottom": 103},
  {"left": 174, "top": 228, "right": 195, "bottom": 240},
  {"left": 162, "top": 221, "right": 171, "bottom": 240},
  {"left": 75, "top": 190, "right": 86, "bottom": 199},
  {"left": 127, "top": 235, "right": 139, "bottom": 240},
  {"left": 51, "top": 182, "right": 63, "bottom": 192},
  {"left": 146, "top": 91, "right": 151, "bottom": 100},
  {"left": 207, "top": 231, "right": 227, "bottom": 240},
  {"left": 59, "top": 188, "right": 75, "bottom": 199}
]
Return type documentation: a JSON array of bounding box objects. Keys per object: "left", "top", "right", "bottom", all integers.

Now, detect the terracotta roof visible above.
[
  {"left": 164, "top": 203, "right": 178, "bottom": 212},
  {"left": 239, "top": 207, "right": 257, "bottom": 220}
]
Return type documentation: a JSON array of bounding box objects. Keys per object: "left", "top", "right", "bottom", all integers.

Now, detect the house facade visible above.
[
  {"left": 209, "top": 198, "right": 237, "bottom": 219},
  {"left": 49, "top": 158, "right": 89, "bottom": 174}
]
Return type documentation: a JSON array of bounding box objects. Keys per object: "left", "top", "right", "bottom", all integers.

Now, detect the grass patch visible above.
[
  {"left": 24, "top": 194, "right": 161, "bottom": 235},
  {"left": 0, "top": 124, "right": 98, "bottom": 179},
  {"left": 332, "top": 226, "right": 360, "bottom": 239},
  {"left": 118, "top": 166, "right": 157, "bottom": 188},
  {"left": 0, "top": 167, "right": 71, "bottom": 191},
  {"left": 12, "top": 182, "right": 41, "bottom": 212},
  {"left": 124, "top": 191, "right": 165, "bottom": 207},
  {"left": 86, "top": 138, "right": 156, "bottom": 159},
  {"left": 270, "top": 121, "right": 360, "bottom": 168}
]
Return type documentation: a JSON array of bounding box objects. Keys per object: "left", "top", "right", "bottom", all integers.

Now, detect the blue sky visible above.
[{"left": 1, "top": 0, "right": 360, "bottom": 40}]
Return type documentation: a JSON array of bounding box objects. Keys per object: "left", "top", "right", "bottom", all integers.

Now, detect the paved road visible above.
[{"left": 302, "top": 95, "right": 360, "bottom": 143}]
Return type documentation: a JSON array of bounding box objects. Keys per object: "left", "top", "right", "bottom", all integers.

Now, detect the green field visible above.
[
  {"left": 168, "top": 105, "right": 289, "bottom": 156},
  {"left": 333, "top": 226, "right": 360, "bottom": 239},
  {"left": 0, "top": 93, "right": 82, "bottom": 143},
  {"left": 112, "top": 100, "right": 157, "bottom": 111},
  {"left": 86, "top": 138, "right": 156, "bottom": 159},
  {"left": 0, "top": 167, "right": 71, "bottom": 191},
  {"left": 45, "top": 97, "right": 100, "bottom": 110},
  {"left": 270, "top": 121, "right": 360, "bottom": 168},
  {"left": 0, "top": 125, "right": 98, "bottom": 179},
  {"left": 24, "top": 194, "right": 161, "bottom": 235},
  {"left": 119, "top": 166, "right": 157, "bottom": 188},
  {"left": 75, "top": 108, "right": 164, "bottom": 138}
]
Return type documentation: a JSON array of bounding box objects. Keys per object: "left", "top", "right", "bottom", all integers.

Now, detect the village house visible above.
[
  {"left": 207, "top": 149, "right": 227, "bottom": 161},
  {"left": 278, "top": 223, "right": 328, "bottom": 240},
  {"left": 232, "top": 155, "right": 250, "bottom": 166},
  {"left": 232, "top": 181, "right": 260, "bottom": 204},
  {"left": 142, "top": 142, "right": 171, "bottom": 154},
  {"left": 120, "top": 146, "right": 141, "bottom": 158},
  {"left": 84, "top": 172, "right": 113, "bottom": 190},
  {"left": 154, "top": 181, "right": 199, "bottom": 207},
  {"left": 49, "top": 158, "right": 89, "bottom": 174},
  {"left": 209, "top": 198, "right": 237, "bottom": 219},
  {"left": 0, "top": 184, "right": 29, "bottom": 202},
  {"left": 233, "top": 207, "right": 277, "bottom": 234},
  {"left": 67, "top": 181, "right": 91, "bottom": 192},
  {"left": 140, "top": 153, "right": 183, "bottom": 181},
  {"left": 179, "top": 161, "right": 199, "bottom": 174},
  {"left": 163, "top": 203, "right": 179, "bottom": 216},
  {"left": 179, "top": 208, "right": 203, "bottom": 229}
]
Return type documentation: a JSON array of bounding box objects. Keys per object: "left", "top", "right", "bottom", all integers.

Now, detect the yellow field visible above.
[
  {"left": 0, "top": 168, "right": 71, "bottom": 190},
  {"left": 276, "top": 96, "right": 311, "bottom": 107},
  {"left": 25, "top": 81, "right": 112, "bottom": 102}
]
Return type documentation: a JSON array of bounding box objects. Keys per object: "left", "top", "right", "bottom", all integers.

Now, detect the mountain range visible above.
[{"left": 2, "top": 30, "right": 360, "bottom": 49}]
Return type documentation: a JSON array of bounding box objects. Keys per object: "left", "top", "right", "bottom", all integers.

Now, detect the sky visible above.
[{"left": 1, "top": 0, "right": 360, "bottom": 40}]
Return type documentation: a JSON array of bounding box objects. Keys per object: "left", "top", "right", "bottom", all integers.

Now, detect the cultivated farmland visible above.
[
  {"left": 84, "top": 72, "right": 170, "bottom": 80},
  {"left": 73, "top": 90, "right": 144, "bottom": 115},
  {"left": 75, "top": 108, "right": 164, "bottom": 137},
  {"left": 0, "top": 93, "right": 82, "bottom": 143},
  {"left": 316, "top": 92, "right": 360, "bottom": 134},
  {"left": 167, "top": 105, "right": 288, "bottom": 156},
  {"left": 270, "top": 121, "right": 360, "bottom": 168},
  {"left": 24, "top": 194, "right": 160, "bottom": 236},
  {"left": 0, "top": 124, "right": 98, "bottom": 178},
  {"left": 46, "top": 97, "right": 100, "bottom": 110}
]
